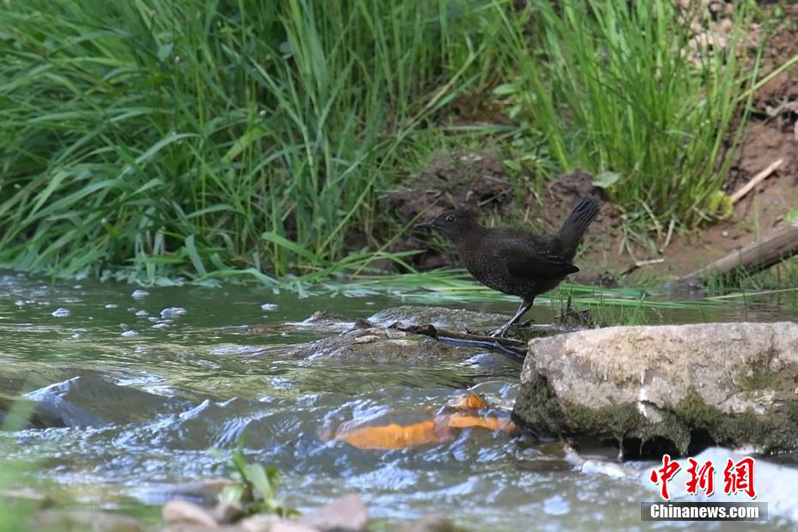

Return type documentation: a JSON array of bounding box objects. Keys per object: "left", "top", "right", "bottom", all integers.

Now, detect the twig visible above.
[
  {"left": 730, "top": 158, "right": 784, "bottom": 204},
  {"left": 660, "top": 219, "right": 676, "bottom": 254},
  {"left": 393, "top": 324, "right": 527, "bottom": 362},
  {"left": 623, "top": 258, "right": 665, "bottom": 275}
]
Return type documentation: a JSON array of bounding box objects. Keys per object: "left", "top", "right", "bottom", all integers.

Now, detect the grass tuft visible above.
[{"left": 492, "top": 0, "right": 759, "bottom": 229}]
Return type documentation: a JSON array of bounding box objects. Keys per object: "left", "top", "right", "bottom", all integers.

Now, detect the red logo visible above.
[
  {"left": 723, "top": 457, "right": 756, "bottom": 499},
  {"left": 650, "top": 454, "right": 681, "bottom": 500},
  {"left": 649, "top": 455, "right": 756, "bottom": 500},
  {"left": 686, "top": 458, "right": 715, "bottom": 496}
]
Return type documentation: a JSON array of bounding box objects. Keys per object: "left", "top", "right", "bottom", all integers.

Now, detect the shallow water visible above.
[{"left": 1, "top": 271, "right": 797, "bottom": 531}]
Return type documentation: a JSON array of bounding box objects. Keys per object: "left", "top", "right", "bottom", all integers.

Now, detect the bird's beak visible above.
[{"left": 414, "top": 220, "right": 433, "bottom": 230}]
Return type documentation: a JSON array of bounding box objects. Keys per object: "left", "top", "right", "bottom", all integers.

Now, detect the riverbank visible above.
[{"left": 2, "top": 1, "right": 796, "bottom": 288}]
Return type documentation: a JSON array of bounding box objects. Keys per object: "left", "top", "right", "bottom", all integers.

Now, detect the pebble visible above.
[
  {"left": 51, "top": 308, "right": 70, "bottom": 318},
  {"left": 161, "top": 500, "right": 217, "bottom": 527},
  {"left": 131, "top": 289, "right": 149, "bottom": 299}
]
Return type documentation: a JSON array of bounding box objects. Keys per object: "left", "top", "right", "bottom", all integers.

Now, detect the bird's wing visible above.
[{"left": 494, "top": 240, "right": 578, "bottom": 280}]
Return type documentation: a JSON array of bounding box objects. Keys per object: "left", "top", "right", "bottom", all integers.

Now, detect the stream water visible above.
[{"left": 1, "top": 271, "right": 798, "bottom": 531}]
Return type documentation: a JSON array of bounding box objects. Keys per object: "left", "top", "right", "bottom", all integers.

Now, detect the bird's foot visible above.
[{"left": 488, "top": 326, "right": 509, "bottom": 338}]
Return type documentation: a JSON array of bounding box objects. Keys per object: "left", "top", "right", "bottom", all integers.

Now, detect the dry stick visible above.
[
  {"left": 730, "top": 158, "right": 784, "bottom": 204},
  {"left": 660, "top": 218, "right": 676, "bottom": 254},
  {"left": 624, "top": 258, "right": 665, "bottom": 276},
  {"left": 680, "top": 221, "right": 798, "bottom": 282}
]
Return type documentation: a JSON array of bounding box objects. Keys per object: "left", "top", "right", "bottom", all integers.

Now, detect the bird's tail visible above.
[{"left": 556, "top": 194, "right": 601, "bottom": 260}]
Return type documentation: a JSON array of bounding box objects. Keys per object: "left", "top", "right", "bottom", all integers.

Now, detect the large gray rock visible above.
[{"left": 512, "top": 322, "right": 798, "bottom": 454}]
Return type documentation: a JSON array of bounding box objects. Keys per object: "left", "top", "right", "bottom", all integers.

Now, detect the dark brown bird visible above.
[{"left": 416, "top": 195, "right": 601, "bottom": 337}]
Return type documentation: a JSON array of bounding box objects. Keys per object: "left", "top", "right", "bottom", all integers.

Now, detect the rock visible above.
[
  {"left": 512, "top": 322, "right": 798, "bottom": 455},
  {"left": 163, "top": 524, "right": 221, "bottom": 532},
  {"left": 148, "top": 478, "right": 235, "bottom": 506},
  {"left": 284, "top": 327, "right": 479, "bottom": 365},
  {"left": 212, "top": 501, "right": 245, "bottom": 524},
  {"left": 297, "top": 493, "right": 367, "bottom": 532},
  {"left": 367, "top": 306, "right": 508, "bottom": 333},
  {"left": 162, "top": 500, "right": 219, "bottom": 528},
  {"left": 248, "top": 311, "right": 354, "bottom": 334},
  {"left": 34, "top": 509, "right": 144, "bottom": 532},
  {"left": 267, "top": 522, "right": 319, "bottom": 532},
  {"left": 235, "top": 515, "right": 312, "bottom": 532},
  {"left": 398, "top": 515, "right": 464, "bottom": 532}
]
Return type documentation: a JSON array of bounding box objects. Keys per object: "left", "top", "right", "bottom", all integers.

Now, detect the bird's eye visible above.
[{"left": 445, "top": 215, "right": 455, "bottom": 222}]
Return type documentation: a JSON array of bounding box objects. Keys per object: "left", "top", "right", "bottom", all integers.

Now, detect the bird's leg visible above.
[{"left": 489, "top": 299, "right": 533, "bottom": 338}]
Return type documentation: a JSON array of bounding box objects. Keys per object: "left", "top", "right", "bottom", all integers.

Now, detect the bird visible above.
[{"left": 415, "top": 195, "right": 601, "bottom": 337}]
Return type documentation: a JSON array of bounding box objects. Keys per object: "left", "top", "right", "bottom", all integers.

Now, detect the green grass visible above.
[
  {"left": 0, "top": 399, "right": 39, "bottom": 531},
  {"left": 324, "top": 268, "right": 721, "bottom": 311},
  {"left": 0, "top": 0, "right": 506, "bottom": 281},
  {"left": 491, "top": 0, "right": 758, "bottom": 230},
  {"left": 0, "top": 0, "right": 789, "bottom": 284}
]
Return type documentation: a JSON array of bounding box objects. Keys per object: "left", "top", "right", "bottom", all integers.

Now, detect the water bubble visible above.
[
  {"left": 51, "top": 308, "right": 70, "bottom": 318},
  {"left": 261, "top": 303, "right": 278, "bottom": 311},
  {"left": 131, "top": 289, "right": 149, "bottom": 299},
  {"left": 160, "top": 307, "right": 187, "bottom": 319},
  {"left": 121, "top": 330, "right": 139, "bottom": 337},
  {"left": 105, "top": 303, "right": 118, "bottom": 309},
  {"left": 135, "top": 310, "right": 149, "bottom": 317}
]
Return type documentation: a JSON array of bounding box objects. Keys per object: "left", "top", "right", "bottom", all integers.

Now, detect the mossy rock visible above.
[{"left": 512, "top": 322, "right": 798, "bottom": 456}]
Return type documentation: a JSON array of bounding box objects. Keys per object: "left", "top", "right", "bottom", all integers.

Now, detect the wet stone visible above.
[
  {"left": 162, "top": 500, "right": 218, "bottom": 528},
  {"left": 297, "top": 493, "right": 367, "bottom": 532},
  {"left": 367, "top": 305, "right": 507, "bottom": 333},
  {"left": 283, "top": 327, "right": 482, "bottom": 365},
  {"left": 34, "top": 509, "right": 144, "bottom": 532},
  {"left": 398, "top": 515, "right": 464, "bottom": 532},
  {"left": 146, "top": 478, "right": 235, "bottom": 507}
]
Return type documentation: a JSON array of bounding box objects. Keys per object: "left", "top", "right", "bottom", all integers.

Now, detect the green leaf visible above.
[
  {"left": 261, "top": 232, "right": 320, "bottom": 263},
  {"left": 492, "top": 83, "right": 517, "bottom": 96},
  {"left": 219, "top": 484, "right": 245, "bottom": 504},
  {"left": 184, "top": 235, "right": 207, "bottom": 276},
  {"left": 593, "top": 171, "right": 621, "bottom": 189},
  {"left": 243, "top": 463, "right": 275, "bottom": 501}
]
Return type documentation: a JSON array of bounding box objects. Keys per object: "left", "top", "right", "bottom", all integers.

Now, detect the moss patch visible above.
[{"left": 513, "top": 379, "right": 798, "bottom": 457}]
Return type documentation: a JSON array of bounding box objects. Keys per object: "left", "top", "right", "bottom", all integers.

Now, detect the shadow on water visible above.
[{"left": 1, "top": 272, "right": 797, "bottom": 530}]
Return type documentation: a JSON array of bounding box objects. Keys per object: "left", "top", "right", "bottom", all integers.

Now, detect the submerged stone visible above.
[
  {"left": 284, "top": 326, "right": 480, "bottom": 365},
  {"left": 367, "top": 305, "right": 508, "bottom": 332},
  {"left": 512, "top": 322, "right": 798, "bottom": 455},
  {"left": 35, "top": 510, "right": 144, "bottom": 532}
]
